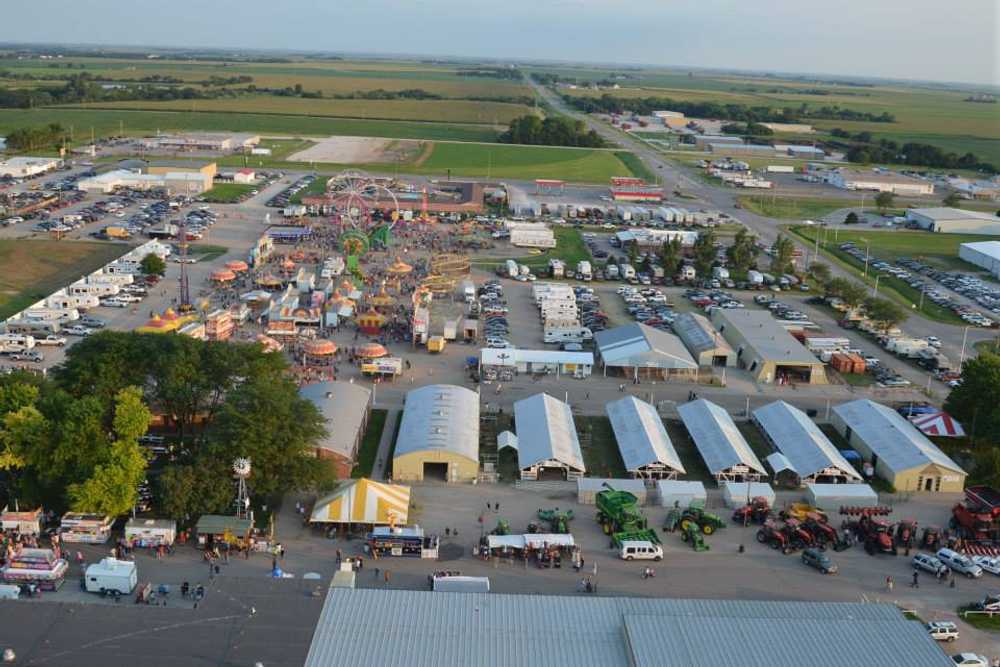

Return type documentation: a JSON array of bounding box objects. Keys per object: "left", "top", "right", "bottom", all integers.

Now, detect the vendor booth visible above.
[
  {"left": 59, "top": 513, "right": 113, "bottom": 543},
  {"left": 1, "top": 507, "right": 43, "bottom": 535},
  {"left": 482, "top": 533, "right": 576, "bottom": 568},
  {"left": 367, "top": 526, "right": 439, "bottom": 559},
  {"left": 125, "top": 518, "right": 177, "bottom": 547},
  {"left": 2, "top": 548, "right": 68, "bottom": 591},
  {"left": 195, "top": 515, "right": 253, "bottom": 549},
  {"left": 310, "top": 478, "right": 410, "bottom": 527}
]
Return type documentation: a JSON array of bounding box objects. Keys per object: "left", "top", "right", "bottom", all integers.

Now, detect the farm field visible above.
[
  {"left": 67, "top": 97, "right": 534, "bottom": 125},
  {"left": 0, "top": 108, "right": 502, "bottom": 143},
  {"left": 737, "top": 195, "right": 856, "bottom": 220},
  {"left": 0, "top": 240, "right": 130, "bottom": 319},
  {"left": 416, "top": 142, "right": 635, "bottom": 183}
]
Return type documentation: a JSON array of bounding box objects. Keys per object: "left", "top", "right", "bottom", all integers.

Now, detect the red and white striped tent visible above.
[{"left": 909, "top": 411, "right": 965, "bottom": 438}]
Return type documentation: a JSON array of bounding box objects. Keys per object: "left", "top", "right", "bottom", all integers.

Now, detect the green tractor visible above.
[
  {"left": 679, "top": 503, "right": 725, "bottom": 536},
  {"left": 595, "top": 483, "right": 659, "bottom": 547},
  {"left": 492, "top": 518, "right": 511, "bottom": 536},
  {"left": 681, "top": 523, "right": 710, "bottom": 552},
  {"left": 537, "top": 508, "right": 575, "bottom": 534}
]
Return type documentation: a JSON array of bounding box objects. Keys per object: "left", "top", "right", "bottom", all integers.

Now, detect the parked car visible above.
[
  {"left": 971, "top": 555, "right": 1000, "bottom": 576},
  {"left": 800, "top": 548, "right": 837, "bottom": 574},
  {"left": 926, "top": 621, "right": 959, "bottom": 642},
  {"left": 937, "top": 548, "right": 983, "bottom": 578},
  {"left": 912, "top": 553, "right": 949, "bottom": 576},
  {"left": 64, "top": 325, "right": 93, "bottom": 336},
  {"left": 950, "top": 653, "right": 987, "bottom": 666},
  {"left": 10, "top": 351, "right": 43, "bottom": 362}
]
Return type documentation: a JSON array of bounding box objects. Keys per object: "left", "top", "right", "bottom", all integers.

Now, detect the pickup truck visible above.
[
  {"left": 35, "top": 335, "right": 68, "bottom": 347},
  {"left": 64, "top": 326, "right": 93, "bottom": 336},
  {"left": 10, "top": 350, "right": 44, "bottom": 362}
]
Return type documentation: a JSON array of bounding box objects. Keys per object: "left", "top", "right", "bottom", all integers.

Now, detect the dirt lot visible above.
[{"left": 287, "top": 136, "right": 423, "bottom": 164}]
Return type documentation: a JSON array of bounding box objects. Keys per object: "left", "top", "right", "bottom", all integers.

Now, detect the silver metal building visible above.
[
  {"left": 305, "top": 588, "right": 954, "bottom": 667},
  {"left": 299, "top": 381, "right": 372, "bottom": 474},
  {"left": 606, "top": 396, "right": 684, "bottom": 480},
  {"left": 392, "top": 384, "right": 480, "bottom": 482},
  {"left": 677, "top": 399, "right": 766, "bottom": 482},
  {"left": 593, "top": 322, "right": 697, "bottom": 381},
  {"left": 752, "top": 400, "right": 862, "bottom": 485},
  {"left": 513, "top": 393, "right": 585, "bottom": 481},
  {"left": 672, "top": 312, "right": 735, "bottom": 367}
]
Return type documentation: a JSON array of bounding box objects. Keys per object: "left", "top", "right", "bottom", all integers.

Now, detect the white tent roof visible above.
[
  {"left": 594, "top": 323, "right": 697, "bottom": 370},
  {"left": 513, "top": 393, "right": 585, "bottom": 473},
  {"left": 497, "top": 431, "right": 518, "bottom": 451},
  {"left": 677, "top": 399, "right": 765, "bottom": 476},
  {"left": 753, "top": 401, "right": 861, "bottom": 480},
  {"left": 832, "top": 400, "right": 964, "bottom": 475},
  {"left": 395, "top": 384, "right": 479, "bottom": 463},
  {"left": 606, "top": 396, "right": 684, "bottom": 473}
]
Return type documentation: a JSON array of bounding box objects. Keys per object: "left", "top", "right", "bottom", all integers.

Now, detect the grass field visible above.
[
  {"left": 614, "top": 151, "right": 656, "bottom": 182},
  {"left": 663, "top": 420, "right": 716, "bottom": 484},
  {"left": 417, "top": 143, "right": 635, "bottom": 183},
  {"left": 0, "top": 108, "right": 502, "bottom": 144},
  {"left": 201, "top": 183, "right": 256, "bottom": 203},
  {"left": 187, "top": 244, "right": 229, "bottom": 262},
  {"left": 511, "top": 227, "right": 591, "bottom": 269},
  {"left": 69, "top": 97, "right": 533, "bottom": 125},
  {"left": 351, "top": 408, "right": 388, "bottom": 479},
  {"left": 0, "top": 240, "right": 130, "bottom": 319},
  {"left": 737, "top": 195, "right": 857, "bottom": 220},
  {"left": 577, "top": 416, "right": 627, "bottom": 478}
]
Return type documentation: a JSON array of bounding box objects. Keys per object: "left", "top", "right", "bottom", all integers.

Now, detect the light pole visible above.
[
  {"left": 862, "top": 240, "right": 870, "bottom": 278},
  {"left": 959, "top": 326, "right": 970, "bottom": 366},
  {"left": 872, "top": 273, "right": 880, "bottom": 298}
]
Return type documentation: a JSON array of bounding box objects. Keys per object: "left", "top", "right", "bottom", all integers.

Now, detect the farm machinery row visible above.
[
  {"left": 595, "top": 484, "right": 659, "bottom": 548},
  {"left": 950, "top": 486, "right": 1000, "bottom": 554}
]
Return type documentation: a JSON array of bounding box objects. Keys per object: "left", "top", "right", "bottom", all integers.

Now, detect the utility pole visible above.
[{"left": 959, "top": 326, "right": 970, "bottom": 366}]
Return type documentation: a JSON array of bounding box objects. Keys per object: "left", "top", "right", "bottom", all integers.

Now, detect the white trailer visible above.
[
  {"left": 619, "top": 263, "right": 636, "bottom": 281},
  {"left": 766, "top": 165, "right": 795, "bottom": 174},
  {"left": 576, "top": 260, "right": 592, "bottom": 281},
  {"left": 86, "top": 272, "right": 134, "bottom": 286},
  {"left": 125, "top": 518, "right": 177, "bottom": 547},
  {"left": 712, "top": 266, "right": 730, "bottom": 280},
  {"left": 747, "top": 270, "right": 764, "bottom": 286},
  {"left": 47, "top": 293, "right": 100, "bottom": 311},
  {"left": 71, "top": 282, "right": 120, "bottom": 298},
  {"left": 23, "top": 307, "right": 80, "bottom": 322},
  {"left": 543, "top": 326, "right": 593, "bottom": 344},
  {"left": 84, "top": 558, "right": 137, "bottom": 595},
  {"left": 0, "top": 334, "right": 36, "bottom": 350}
]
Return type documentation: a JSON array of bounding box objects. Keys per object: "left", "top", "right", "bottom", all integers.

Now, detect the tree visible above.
[
  {"left": 140, "top": 253, "right": 166, "bottom": 276},
  {"left": 726, "top": 227, "right": 758, "bottom": 275},
  {"left": 944, "top": 352, "right": 1000, "bottom": 446},
  {"left": 825, "top": 277, "right": 868, "bottom": 310},
  {"left": 810, "top": 262, "right": 832, "bottom": 286},
  {"left": 155, "top": 460, "right": 234, "bottom": 522},
  {"left": 627, "top": 242, "right": 639, "bottom": 267},
  {"left": 844, "top": 212, "right": 860, "bottom": 225},
  {"left": 863, "top": 297, "right": 908, "bottom": 333},
  {"left": 770, "top": 235, "right": 795, "bottom": 275},
  {"left": 658, "top": 238, "right": 682, "bottom": 278},
  {"left": 692, "top": 229, "right": 717, "bottom": 277},
  {"left": 874, "top": 191, "right": 895, "bottom": 213},
  {"left": 942, "top": 192, "right": 962, "bottom": 208}
]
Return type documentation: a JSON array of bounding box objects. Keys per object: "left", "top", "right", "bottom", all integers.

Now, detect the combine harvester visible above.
[
  {"left": 952, "top": 486, "right": 1000, "bottom": 555},
  {"left": 595, "top": 484, "right": 658, "bottom": 548}
]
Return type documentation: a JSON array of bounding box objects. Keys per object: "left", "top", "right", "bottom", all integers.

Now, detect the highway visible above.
[{"left": 528, "top": 79, "right": 996, "bottom": 366}]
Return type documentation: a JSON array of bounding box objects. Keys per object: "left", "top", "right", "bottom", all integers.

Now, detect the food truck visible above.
[
  {"left": 125, "top": 518, "right": 177, "bottom": 547},
  {"left": 0, "top": 507, "right": 43, "bottom": 535},
  {"left": 59, "top": 513, "right": 113, "bottom": 543},
  {"left": 367, "top": 526, "right": 439, "bottom": 559}
]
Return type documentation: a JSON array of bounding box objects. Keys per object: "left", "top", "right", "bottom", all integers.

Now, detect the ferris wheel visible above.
[{"left": 326, "top": 171, "right": 401, "bottom": 234}]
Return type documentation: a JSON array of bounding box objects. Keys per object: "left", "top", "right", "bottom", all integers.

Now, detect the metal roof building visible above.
[
  {"left": 513, "top": 393, "right": 585, "bottom": 480},
  {"left": 305, "top": 588, "right": 952, "bottom": 667},
  {"left": 672, "top": 312, "right": 735, "bottom": 367},
  {"left": 299, "top": 381, "right": 372, "bottom": 478},
  {"left": 752, "top": 401, "right": 862, "bottom": 485},
  {"left": 392, "top": 384, "right": 480, "bottom": 482},
  {"left": 593, "top": 323, "right": 697, "bottom": 381},
  {"left": 677, "top": 399, "right": 765, "bottom": 481},
  {"left": 960, "top": 240, "right": 1000, "bottom": 277},
  {"left": 712, "top": 308, "right": 827, "bottom": 384},
  {"left": 908, "top": 207, "right": 1000, "bottom": 235},
  {"left": 606, "top": 396, "right": 684, "bottom": 479},
  {"left": 831, "top": 399, "right": 966, "bottom": 493}
]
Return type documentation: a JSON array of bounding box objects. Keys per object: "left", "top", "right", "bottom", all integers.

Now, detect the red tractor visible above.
[
  {"left": 951, "top": 486, "right": 1000, "bottom": 543},
  {"left": 782, "top": 519, "right": 816, "bottom": 551},
  {"left": 756, "top": 521, "right": 791, "bottom": 554},
  {"left": 858, "top": 514, "right": 897, "bottom": 556},
  {"left": 921, "top": 526, "right": 941, "bottom": 551},
  {"left": 894, "top": 519, "right": 918, "bottom": 551},
  {"left": 732, "top": 496, "right": 771, "bottom": 525},
  {"left": 803, "top": 514, "right": 846, "bottom": 550}
]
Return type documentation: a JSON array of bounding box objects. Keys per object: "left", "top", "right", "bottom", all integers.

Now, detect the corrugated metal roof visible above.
[
  {"left": 713, "top": 309, "right": 821, "bottom": 366},
  {"left": 394, "top": 384, "right": 479, "bottom": 463},
  {"left": 513, "top": 393, "right": 585, "bottom": 472},
  {"left": 677, "top": 399, "right": 765, "bottom": 475},
  {"left": 594, "top": 323, "right": 697, "bottom": 369},
  {"left": 305, "top": 589, "right": 951, "bottom": 667},
  {"left": 606, "top": 396, "right": 684, "bottom": 473},
  {"left": 673, "top": 312, "right": 733, "bottom": 357},
  {"left": 766, "top": 451, "right": 796, "bottom": 474},
  {"left": 754, "top": 401, "right": 861, "bottom": 480},
  {"left": 832, "top": 400, "right": 964, "bottom": 476},
  {"left": 300, "top": 381, "right": 371, "bottom": 460}
]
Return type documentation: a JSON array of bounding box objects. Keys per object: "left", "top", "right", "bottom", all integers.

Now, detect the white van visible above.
[
  {"left": 620, "top": 540, "right": 662, "bottom": 561},
  {"left": 937, "top": 548, "right": 983, "bottom": 578}
]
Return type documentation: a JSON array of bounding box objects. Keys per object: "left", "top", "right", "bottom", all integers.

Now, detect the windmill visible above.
[{"left": 233, "top": 457, "right": 252, "bottom": 519}]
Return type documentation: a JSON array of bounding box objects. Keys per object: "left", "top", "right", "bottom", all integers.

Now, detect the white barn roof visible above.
[
  {"left": 832, "top": 400, "right": 964, "bottom": 475},
  {"left": 594, "top": 323, "right": 697, "bottom": 370},
  {"left": 395, "top": 384, "right": 479, "bottom": 463},
  {"left": 513, "top": 393, "right": 585, "bottom": 472},
  {"left": 753, "top": 401, "right": 861, "bottom": 480},
  {"left": 299, "top": 381, "right": 372, "bottom": 460},
  {"left": 677, "top": 399, "right": 765, "bottom": 476},
  {"left": 606, "top": 396, "right": 684, "bottom": 473}
]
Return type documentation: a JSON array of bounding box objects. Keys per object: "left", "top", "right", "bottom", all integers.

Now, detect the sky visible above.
[{"left": 3, "top": 0, "right": 998, "bottom": 86}]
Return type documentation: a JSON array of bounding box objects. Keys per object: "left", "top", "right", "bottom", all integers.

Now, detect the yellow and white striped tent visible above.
[{"left": 309, "top": 478, "right": 410, "bottom": 525}]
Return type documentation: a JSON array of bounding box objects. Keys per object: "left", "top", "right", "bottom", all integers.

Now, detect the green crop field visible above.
[
  {"left": 68, "top": 96, "right": 533, "bottom": 125},
  {"left": 201, "top": 183, "right": 256, "bottom": 203},
  {"left": 417, "top": 143, "right": 635, "bottom": 183},
  {"left": 614, "top": 151, "right": 656, "bottom": 182},
  {"left": 0, "top": 108, "right": 501, "bottom": 143},
  {"left": 0, "top": 240, "right": 131, "bottom": 319}
]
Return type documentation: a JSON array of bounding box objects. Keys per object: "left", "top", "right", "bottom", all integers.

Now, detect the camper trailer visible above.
[
  {"left": 84, "top": 558, "right": 137, "bottom": 595},
  {"left": 23, "top": 307, "right": 80, "bottom": 322},
  {"left": 70, "top": 282, "right": 121, "bottom": 298},
  {"left": 47, "top": 293, "right": 100, "bottom": 311}
]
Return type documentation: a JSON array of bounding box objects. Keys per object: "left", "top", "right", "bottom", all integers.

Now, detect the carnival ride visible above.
[{"left": 326, "top": 171, "right": 401, "bottom": 278}]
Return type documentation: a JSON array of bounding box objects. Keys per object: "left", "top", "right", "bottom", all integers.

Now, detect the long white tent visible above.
[
  {"left": 677, "top": 399, "right": 765, "bottom": 482},
  {"left": 606, "top": 396, "right": 684, "bottom": 480},
  {"left": 513, "top": 393, "right": 585, "bottom": 481},
  {"left": 753, "top": 401, "right": 862, "bottom": 485}
]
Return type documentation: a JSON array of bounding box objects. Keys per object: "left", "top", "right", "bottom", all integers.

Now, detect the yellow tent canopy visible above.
[{"left": 309, "top": 478, "right": 410, "bottom": 525}]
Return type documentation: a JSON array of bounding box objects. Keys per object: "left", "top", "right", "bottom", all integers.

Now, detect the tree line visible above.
[
  {"left": 4, "top": 123, "right": 66, "bottom": 151},
  {"left": 499, "top": 115, "right": 606, "bottom": 147},
  {"left": 457, "top": 68, "right": 523, "bottom": 80},
  {"left": 563, "top": 93, "right": 896, "bottom": 124},
  {"left": 0, "top": 332, "right": 335, "bottom": 522}
]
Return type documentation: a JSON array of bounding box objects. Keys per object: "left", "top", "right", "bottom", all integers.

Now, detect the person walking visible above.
[
  {"left": 911, "top": 571, "right": 919, "bottom": 588},
  {"left": 885, "top": 575, "right": 893, "bottom": 592},
  {"left": 383, "top": 570, "right": 390, "bottom": 586}
]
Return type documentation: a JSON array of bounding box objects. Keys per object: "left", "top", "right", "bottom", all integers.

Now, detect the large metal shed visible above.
[
  {"left": 513, "top": 393, "right": 585, "bottom": 481},
  {"left": 721, "top": 481, "right": 776, "bottom": 509},
  {"left": 672, "top": 312, "right": 735, "bottom": 367},
  {"left": 805, "top": 483, "right": 879, "bottom": 510},
  {"left": 656, "top": 480, "right": 707, "bottom": 508},
  {"left": 752, "top": 401, "right": 862, "bottom": 486},
  {"left": 392, "top": 384, "right": 480, "bottom": 483},
  {"left": 594, "top": 323, "right": 697, "bottom": 381},
  {"left": 606, "top": 396, "right": 684, "bottom": 480},
  {"left": 677, "top": 399, "right": 766, "bottom": 482}
]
